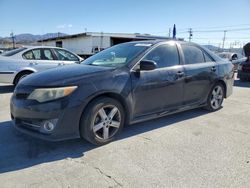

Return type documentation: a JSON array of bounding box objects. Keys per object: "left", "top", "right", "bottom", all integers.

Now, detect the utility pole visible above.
[
  {"left": 188, "top": 28, "right": 193, "bottom": 42},
  {"left": 222, "top": 30, "right": 227, "bottom": 50},
  {"left": 10, "top": 32, "right": 15, "bottom": 49},
  {"left": 100, "top": 31, "right": 104, "bottom": 51},
  {"left": 168, "top": 28, "right": 171, "bottom": 38}
]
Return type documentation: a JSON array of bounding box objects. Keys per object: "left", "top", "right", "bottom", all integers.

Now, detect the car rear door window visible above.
[
  {"left": 43, "top": 49, "right": 54, "bottom": 60},
  {"left": 143, "top": 43, "right": 179, "bottom": 68},
  {"left": 23, "top": 50, "right": 34, "bottom": 60},
  {"left": 32, "top": 49, "right": 42, "bottom": 60},
  {"left": 54, "top": 49, "right": 79, "bottom": 61},
  {"left": 182, "top": 45, "right": 205, "bottom": 64}
]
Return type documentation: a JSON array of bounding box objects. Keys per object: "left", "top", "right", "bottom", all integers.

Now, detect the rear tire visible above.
[
  {"left": 80, "top": 97, "right": 125, "bottom": 145},
  {"left": 205, "top": 83, "right": 224, "bottom": 112},
  {"left": 14, "top": 71, "right": 32, "bottom": 85}
]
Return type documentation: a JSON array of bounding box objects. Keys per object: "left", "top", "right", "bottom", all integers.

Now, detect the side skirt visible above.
[{"left": 129, "top": 103, "right": 207, "bottom": 125}]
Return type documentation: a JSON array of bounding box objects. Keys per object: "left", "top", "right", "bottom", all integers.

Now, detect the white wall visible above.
[
  {"left": 39, "top": 36, "right": 111, "bottom": 55},
  {"left": 40, "top": 40, "right": 55, "bottom": 46},
  {"left": 92, "top": 36, "right": 111, "bottom": 49}
]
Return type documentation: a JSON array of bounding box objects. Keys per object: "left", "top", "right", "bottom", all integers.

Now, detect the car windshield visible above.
[
  {"left": 1, "top": 47, "right": 27, "bottom": 56},
  {"left": 81, "top": 42, "right": 152, "bottom": 67}
]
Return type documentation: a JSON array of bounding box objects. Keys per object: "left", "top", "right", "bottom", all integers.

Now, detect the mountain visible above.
[{"left": 0, "top": 33, "right": 68, "bottom": 44}]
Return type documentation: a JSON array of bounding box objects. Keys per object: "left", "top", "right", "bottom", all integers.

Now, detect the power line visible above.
[
  {"left": 155, "top": 23, "right": 250, "bottom": 35},
  {"left": 191, "top": 37, "right": 250, "bottom": 40},
  {"left": 184, "top": 23, "right": 250, "bottom": 30},
  {"left": 178, "top": 27, "right": 250, "bottom": 34},
  {"left": 188, "top": 28, "right": 193, "bottom": 42}
]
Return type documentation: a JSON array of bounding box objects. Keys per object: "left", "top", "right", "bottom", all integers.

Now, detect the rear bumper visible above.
[
  {"left": 10, "top": 95, "right": 83, "bottom": 141},
  {"left": 237, "top": 71, "right": 250, "bottom": 79}
]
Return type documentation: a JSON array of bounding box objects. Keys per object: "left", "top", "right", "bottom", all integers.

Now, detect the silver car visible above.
[{"left": 0, "top": 46, "right": 83, "bottom": 84}]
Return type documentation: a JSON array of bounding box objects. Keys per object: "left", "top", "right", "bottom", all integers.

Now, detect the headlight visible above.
[{"left": 27, "top": 86, "right": 78, "bottom": 102}]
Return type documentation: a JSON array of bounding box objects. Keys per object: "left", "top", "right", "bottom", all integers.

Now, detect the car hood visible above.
[{"left": 19, "top": 64, "right": 115, "bottom": 86}]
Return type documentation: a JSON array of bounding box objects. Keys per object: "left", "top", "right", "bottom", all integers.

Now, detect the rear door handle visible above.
[
  {"left": 176, "top": 71, "right": 185, "bottom": 78},
  {"left": 29, "top": 62, "right": 38, "bottom": 66},
  {"left": 211, "top": 66, "right": 216, "bottom": 72}
]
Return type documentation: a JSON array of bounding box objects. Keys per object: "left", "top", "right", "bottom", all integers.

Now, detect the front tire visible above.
[
  {"left": 205, "top": 83, "right": 224, "bottom": 111},
  {"left": 80, "top": 97, "right": 125, "bottom": 145}
]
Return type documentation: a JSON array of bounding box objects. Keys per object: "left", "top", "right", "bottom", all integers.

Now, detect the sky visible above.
[{"left": 0, "top": 0, "right": 250, "bottom": 48}]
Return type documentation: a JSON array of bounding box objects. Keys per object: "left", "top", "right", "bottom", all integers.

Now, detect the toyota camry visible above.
[{"left": 10, "top": 40, "right": 234, "bottom": 145}]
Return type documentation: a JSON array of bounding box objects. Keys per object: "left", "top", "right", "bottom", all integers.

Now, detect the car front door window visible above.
[{"left": 143, "top": 43, "right": 179, "bottom": 68}]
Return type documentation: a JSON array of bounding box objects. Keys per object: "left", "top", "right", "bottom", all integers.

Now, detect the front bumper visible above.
[
  {"left": 10, "top": 94, "right": 84, "bottom": 141},
  {"left": 0, "top": 72, "right": 16, "bottom": 84}
]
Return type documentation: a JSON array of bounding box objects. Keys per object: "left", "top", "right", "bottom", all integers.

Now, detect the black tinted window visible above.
[
  {"left": 144, "top": 43, "right": 179, "bottom": 68},
  {"left": 182, "top": 45, "right": 205, "bottom": 64}
]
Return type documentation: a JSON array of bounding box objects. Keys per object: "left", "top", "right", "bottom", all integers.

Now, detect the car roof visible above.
[
  {"left": 22, "top": 46, "right": 65, "bottom": 50},
  {"left": 126, "top": 39, "right": 192, "bottom": 46}
]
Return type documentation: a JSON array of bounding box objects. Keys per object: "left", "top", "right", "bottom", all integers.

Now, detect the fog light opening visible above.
[{"left": 41, "top": 119, "right": 58, "bottom": 133}]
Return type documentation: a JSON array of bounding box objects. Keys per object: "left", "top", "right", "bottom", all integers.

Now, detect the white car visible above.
[
  {"left": 217, "top": 52, "right": 246, "bottom": 71},
  {"left": 0, "top": 46, "right": 83, "bottom": 85}
]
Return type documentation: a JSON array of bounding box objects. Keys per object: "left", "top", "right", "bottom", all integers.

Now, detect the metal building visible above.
[{"left": 37, "top": 32, "right": 174, "bottom": 58}]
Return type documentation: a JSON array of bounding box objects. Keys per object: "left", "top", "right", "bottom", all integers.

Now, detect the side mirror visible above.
[{"left": 139, "top": 60, "right": 157, "bottom": 71}]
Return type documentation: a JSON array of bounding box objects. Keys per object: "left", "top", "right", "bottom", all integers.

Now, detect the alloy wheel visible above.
[
  {"left": 92, "top": 105, "right": 121, "bottom": 140},
  {"left": 210, "top": 85, "right": 223, "bottom": 110}
]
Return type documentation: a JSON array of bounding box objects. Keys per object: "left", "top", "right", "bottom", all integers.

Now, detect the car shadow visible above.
[
  {"left": 234, "top": 79, "right": 250, "bottom": 88},
  {"left": 0, "top": 85, "right": 15, "bottom": 94},
  {"left": 0, "top": 108, "right": 208, "bottom": 174}
]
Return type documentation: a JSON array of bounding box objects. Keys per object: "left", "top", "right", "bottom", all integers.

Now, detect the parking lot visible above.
[{"left": 0, "top": 79, "right": 249, "bottom": 188}]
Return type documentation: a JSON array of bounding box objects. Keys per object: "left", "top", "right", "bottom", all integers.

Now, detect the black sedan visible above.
[
  {"left": 237, "top": 42, "right": 250, "bottom": 81},
  {"left": 10, "top": 40, "right": 234, "bottom": 145}
]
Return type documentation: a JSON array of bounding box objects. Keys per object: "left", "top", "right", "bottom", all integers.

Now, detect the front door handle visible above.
[{"left": 211, "top": 66, "right": 216, "bottom": 72}]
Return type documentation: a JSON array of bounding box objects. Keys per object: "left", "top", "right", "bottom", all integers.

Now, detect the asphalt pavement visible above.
[{"left": 0, "top": 80, "right": 249, "bottom": 188}]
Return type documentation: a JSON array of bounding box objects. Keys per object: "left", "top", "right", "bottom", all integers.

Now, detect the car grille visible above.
[{"left": 16, "top": 118, "right": 41, "bottom": 131}]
